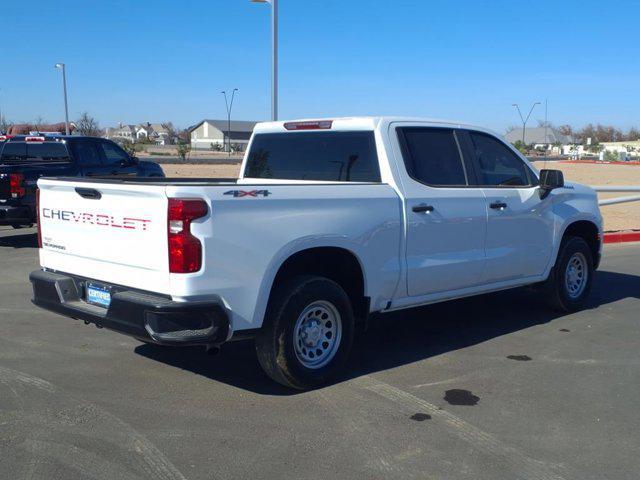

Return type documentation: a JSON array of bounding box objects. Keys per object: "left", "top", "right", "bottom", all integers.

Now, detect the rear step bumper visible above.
[
  {"left": 29, "top": 269, "right": 230, "bottom": 347},
  {"left": 0, "top": 205, "right": 33, "bottom": 225}
]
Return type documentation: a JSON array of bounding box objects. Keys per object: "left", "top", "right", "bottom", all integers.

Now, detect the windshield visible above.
[{"left": 244, "top": 131, "right": 381, "bottom": 182}]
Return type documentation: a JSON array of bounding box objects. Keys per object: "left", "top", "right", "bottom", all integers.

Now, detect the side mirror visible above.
[{"left": 539, "top": 169, "right": 564, "bottom": 199}]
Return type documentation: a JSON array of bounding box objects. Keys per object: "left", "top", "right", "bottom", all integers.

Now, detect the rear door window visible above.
[
  {"left": 245, "top": 132, "right": 381, "bottom": 182},
  {"left": 397, "top": 127, "right": 468, "bottom": 186},
  {"left": 26, "top": 143, "right": 70, "bottom": 162},
  {"left": 467, "top": 131, "right": 533, "bottom": 187},
  {"left": 0, "top": 142, "right": 27, "bottom": 162},
  {"left": 70, "top": 140, "right": 103, "bottom": 166}
]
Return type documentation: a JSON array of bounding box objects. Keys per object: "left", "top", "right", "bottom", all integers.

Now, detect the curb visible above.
[{"left": 603, "top": 231, "right": 640, "bottom": 244}]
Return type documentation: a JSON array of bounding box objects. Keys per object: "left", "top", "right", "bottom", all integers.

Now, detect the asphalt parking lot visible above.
[{"left": 1, "top": 225, "right": 639, "bottom": 480}]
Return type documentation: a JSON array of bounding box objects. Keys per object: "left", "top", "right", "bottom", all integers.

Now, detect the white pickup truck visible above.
[{"left": 30, "top": 117, "right": 603, "bottom": 389}]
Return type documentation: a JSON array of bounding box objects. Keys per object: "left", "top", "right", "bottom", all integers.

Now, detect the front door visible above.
[
  {"left": 97, "top": 140, "right": 138, "bottom": 176},
  {"left": 395, "top": 126, "right": 488, "bottom": 296},
  {"left": 462, "top": 130, "right": 555, "bottom": 283}
]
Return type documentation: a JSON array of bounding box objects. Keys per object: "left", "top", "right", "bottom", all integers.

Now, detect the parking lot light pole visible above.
[
  {"left": 55, "top": 63, "right": 70, "bottom": 135},
  {"left": 222, "top": 88, "right": 238, "bottom": 156},
  {"left": 512, "top": 102, "right": 540, "bottom": 146},
  {"left": 251, "top": 0, "right": 278, "bottom": 121}
]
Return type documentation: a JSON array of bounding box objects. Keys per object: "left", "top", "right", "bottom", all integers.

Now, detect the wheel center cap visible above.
[{"left": 304, "top": 323, "right": 322, "bottom": 346}]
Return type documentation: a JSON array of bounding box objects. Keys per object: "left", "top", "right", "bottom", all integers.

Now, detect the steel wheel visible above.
[
  {"left": 565, "top": 252, "right": 588, "bottom": 299},
  {"left": 293, "top": 300, "right": 342, "bottom": 370}
]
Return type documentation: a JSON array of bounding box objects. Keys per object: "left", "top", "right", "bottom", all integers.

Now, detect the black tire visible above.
[
  {"left": 545, "top": 236, "right": 594, "bottom": 312},
  {"left": 255, "top": 275, "right": 355, "bottom": 390}
]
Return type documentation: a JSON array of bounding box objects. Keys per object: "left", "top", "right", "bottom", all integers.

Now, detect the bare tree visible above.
[
  {"left": 34, "top": 116, "right": 46, "bottom": 131},
  {"left": 163, "top": 122, "right": 180, "bottom": 144},
  {"left": 558, "top": 124, "right": 573, "bottom": 136},
  {"left": 626, "top": 127, "right": 640, "bottom": 141},
  {"left": 75, "top": 112, "right": 102, "bottom": 137},
  {"left": 0, "top": 115, "right": 11, "bottom": 133}
]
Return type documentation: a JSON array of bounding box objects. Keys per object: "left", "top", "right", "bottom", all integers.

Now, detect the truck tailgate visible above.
[{"left": 38, "top": 179, "right": 171, "bottom": 294}]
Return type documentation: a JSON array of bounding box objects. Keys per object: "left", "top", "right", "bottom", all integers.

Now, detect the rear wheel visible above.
[
  {"left": 545, "top": 236, "right": 594, "bottom": 312},
  {"left": 255, "top": 275, "right": 355, "bottom": 390}
]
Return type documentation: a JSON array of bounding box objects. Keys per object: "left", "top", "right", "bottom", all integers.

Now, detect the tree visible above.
[
  {"left": 29, "top": 116, "right": 47, "bottom": 132},
  {"left": 0, "top": 115, "right": 11, "bottom": 133},
  {"left": 117, "top": 139, "right": 136, "bottom": 157},
  {"left": 176, "top": 141, "right": 191, "bottom": 162},
  {"left": 511, "top": 140, "right": 528, "bottom": 154},
  {"left": 75, "top": 112, "right": 102, "bottom": 137},
  {"left": 627, "top": 127, "right": 640, "bottom": 141},
  {"left": 163, "top": 122, "right": 180, "bottom": 145},
  {"left": 558, "top": 124, "right": 573, "bottom": 136}
]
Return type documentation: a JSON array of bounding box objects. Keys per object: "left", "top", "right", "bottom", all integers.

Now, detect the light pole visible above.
[
  {"left": 512, "top": 102, "right": 540, "bottom": 146},
  {"left": 55, "top": 63, "right": 70, "bottom": 135},
  {"left": 252, "top": 0, "right": 278, "bottom": 121},
  {"left": 222, "top": 88, "right": 238, "bottom": 156}
]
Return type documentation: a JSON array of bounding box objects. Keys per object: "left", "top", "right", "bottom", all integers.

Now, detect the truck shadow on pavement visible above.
[
  {"left": 134, "top": 270, "right": 639, "bottom": 395},
  {"left": 0, "top": 232, "right": 38, "bottom": 249}
]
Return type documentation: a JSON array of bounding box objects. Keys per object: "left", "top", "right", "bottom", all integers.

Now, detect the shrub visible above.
[{"left": 176, "top": 142, "right": 191, "bottom": 162}]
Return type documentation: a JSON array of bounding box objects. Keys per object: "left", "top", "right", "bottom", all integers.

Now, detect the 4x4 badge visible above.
[{"left": 223, "top": 190, "right": 271, "bottom": 198}]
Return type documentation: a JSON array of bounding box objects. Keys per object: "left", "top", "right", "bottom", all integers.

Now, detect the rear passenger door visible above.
[
  {"left": 395, "top": 126, "right": 487, "bottom": 296},
  {"left": 460, "top": 130, "right": 554, "bottom": 283},
  {"left": 70, "top": 139, "right": 109, "bottom": 176}
]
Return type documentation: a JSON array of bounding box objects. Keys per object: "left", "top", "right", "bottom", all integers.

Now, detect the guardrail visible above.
[{"left": 592, "top": 186, "right": 640, "bottom": 206}]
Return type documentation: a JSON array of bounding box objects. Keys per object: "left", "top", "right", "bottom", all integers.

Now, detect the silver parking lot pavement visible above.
[{"left": 1, "top": 225, "right": 638, "bottom": 480}]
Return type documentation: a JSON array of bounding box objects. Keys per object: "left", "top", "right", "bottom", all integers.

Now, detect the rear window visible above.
[
  {"left": 245, "top": 132, "right": 381, "bottom": 182},
  {"left": 0, "top": 142, "right": 27, "bottom": 162},
  {"left": 26, "top": 143, "right": 70, "bottom": 162},
  {"left": 0, "top": 142, "right": 69, "bottom": 163}
]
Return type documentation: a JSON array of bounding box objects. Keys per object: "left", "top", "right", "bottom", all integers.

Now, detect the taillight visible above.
[
  {"left": 36, "top": 188, "right": 42, "bottom": 248},
  {"left": 168, "top": 198, "right": 208, "bottom": 273},
  {"left": 9, "top": 173, "right": 26, "bottom": 198},
  {"left": 25, "top": 136, "right": 45, "bottom": 142}
]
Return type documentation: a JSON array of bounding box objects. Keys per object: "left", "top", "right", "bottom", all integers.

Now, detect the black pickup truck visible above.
[{"left": 0, "top": 135, "right": 164, "bottom": 228}]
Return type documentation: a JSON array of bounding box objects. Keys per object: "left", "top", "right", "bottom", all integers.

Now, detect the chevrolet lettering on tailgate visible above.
[{"left": 42, "top": 208, "right": 151, "bottom": 231}]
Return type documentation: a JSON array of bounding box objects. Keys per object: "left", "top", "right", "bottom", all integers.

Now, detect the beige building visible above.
[{"left": 189, "top": 120, "right": 258, "bottom": 152}]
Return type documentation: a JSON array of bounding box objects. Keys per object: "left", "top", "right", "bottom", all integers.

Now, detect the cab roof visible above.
[{"left": 253, "top": 116, "right": 503, "bottom": 138}]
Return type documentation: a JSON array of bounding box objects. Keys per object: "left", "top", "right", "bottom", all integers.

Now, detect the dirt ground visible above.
[{"left": 161, "top": 162, "right": 640, "bottom": 232}]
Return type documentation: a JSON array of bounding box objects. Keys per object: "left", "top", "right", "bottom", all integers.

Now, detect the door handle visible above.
[
  {"left": 75, "top": 187, "right": 102, "bottom": 200},
  {"left": 490, "top": 201, "right": 507, "bottom": 210},
  {"left": 412, "top": 204, "right": 434, "bottom": 213}
]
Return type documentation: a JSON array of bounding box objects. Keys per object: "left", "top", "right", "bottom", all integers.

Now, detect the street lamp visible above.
[
  {"left": 55, "top": 63, "right": 70, "bottom": 135},
  {"left": 222, "top": 88, "right": 238, "bottom": 156},
  {"left": 512, "top": 102, "right": 540, "bottom": 146},
  {"left": 0, "top": 87, "right": 3, "bottom": 133},
  {"left": 251, "top": 0, "right": 278, "bottom": 121}
]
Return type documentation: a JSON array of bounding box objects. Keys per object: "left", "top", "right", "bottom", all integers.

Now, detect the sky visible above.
[{"left": 1, "top": 0, "right": 638, "bottom": 132}]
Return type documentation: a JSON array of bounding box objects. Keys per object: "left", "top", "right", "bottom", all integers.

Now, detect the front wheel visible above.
[
  {"left": 255, "top": 275, "right": 355, "bottom": 390},
  {"left": 545, "top": 236, "right": 594, "bottom": 312}
]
